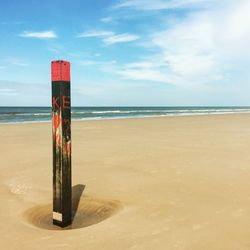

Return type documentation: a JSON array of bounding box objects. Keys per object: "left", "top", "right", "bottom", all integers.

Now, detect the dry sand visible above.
[{"left": 1, "top": 114, "right": 250, "bottom": 249}]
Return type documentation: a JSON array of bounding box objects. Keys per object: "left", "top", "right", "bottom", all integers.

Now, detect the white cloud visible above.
[
  {"left": 222, "top": 0, "right": 250, "bottom": 41},
  {"left": 113, "top": 0, "right": 214, "bottom": 10},
  {"left": 103, "top": 33, "right": 139, "bottom": 45},
  {"left": 114, "top": 0, "right": 250, "bottom": 88},
  {"left": 79, "top": 60, "right": 99, "bottom": 66},
  {"left": 151, "top": 16, "right": 218, "bottom": 79},
  {"left": 20, "top": 30, "right": 57, "bottom": 39},
  {"left": 1, "top": 21, "right": 24, "bottom": 25},
  {"left": 118, "top": 68, "right": 168, "bottom": 82},
  {"left": 77, "top": 30, "right": 139, "bottom": 45},
  {"left": 6, "top": 58, "right": 29, "bottom": 67},
  {"left": 77, "top": 30, "right": 114, "bottom": 38},
  {"left": 116, "top": 59, "right": 168, "bottom": 82},
  {"left": 79, "top": 59, "right": 117, "bottom": 71},
  {"left": 100, "top": 17, "right": 114, "bottom": 23},
  {"left": 0, "top": 80, "right": 50, "bottom": 106},
  {"left": 0, "top": 88, "right": 18, "bottom": 96}
]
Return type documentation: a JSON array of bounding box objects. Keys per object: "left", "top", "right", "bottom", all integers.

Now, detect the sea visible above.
[{"left": 0, "top": 106, "right": 250, "bottom": 124}]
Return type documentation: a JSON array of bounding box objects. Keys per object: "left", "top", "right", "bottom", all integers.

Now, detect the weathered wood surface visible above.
[{"left": 51, "top": 60, "right": 72, "bottom": 227}]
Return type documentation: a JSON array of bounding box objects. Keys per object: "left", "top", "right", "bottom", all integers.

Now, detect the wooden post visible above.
[{"left": 51, "top": 60, "right": 72, "bottom": 227}]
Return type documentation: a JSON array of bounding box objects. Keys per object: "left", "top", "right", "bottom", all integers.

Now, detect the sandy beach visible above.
[{"left": 1, "top": 114, "right": 250, "bottom": 249}]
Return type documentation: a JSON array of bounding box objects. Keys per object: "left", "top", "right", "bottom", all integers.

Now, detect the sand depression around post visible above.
[{"left": 23, "top": 195, "right": 122, "bottom": 230}]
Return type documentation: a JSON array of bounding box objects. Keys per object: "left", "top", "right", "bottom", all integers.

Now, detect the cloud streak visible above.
[
  {"left": 0, "top": 88, "right": 18, "bottom": 96},
  {"left": 0, "top": 80, "right": 50, "bottom": 106},
  {"left": 104, "top": 33, "right": 139, "bottom": 45},
  {"left": 112, "top": 0, "right": 214, "bottom": 10},
  {"left": 116, "top": 60, "right": 169, "bottom": 83},
  {"left": 78, "top": 30, "right": 139, "bottom": 45},
  {"left": 20, "top": 30, "right": 57, "bottom": 39},
  {"left": 6, "top": 58, "right": 29, "bottom": 67},
  {"left": 77, "top": 30, "right": 114, "bottom": 38}
]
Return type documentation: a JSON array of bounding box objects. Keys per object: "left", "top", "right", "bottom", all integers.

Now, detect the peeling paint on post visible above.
[{"left": 51, "top": 60, "right": 72, "bottom": 227}]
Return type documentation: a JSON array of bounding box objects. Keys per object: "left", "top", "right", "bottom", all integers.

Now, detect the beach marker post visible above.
[{"left": 51, "top": 60, "right": 72, "bottom": 227}]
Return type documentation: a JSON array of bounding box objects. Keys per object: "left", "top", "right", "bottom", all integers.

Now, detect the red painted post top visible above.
[{"left": 51, "top": 60, "right": 70, "bottom": 81}]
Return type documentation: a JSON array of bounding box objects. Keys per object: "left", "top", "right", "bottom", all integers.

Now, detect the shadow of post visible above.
[{"left": 72, "top": 184, "right": 85, "bottom": 222}]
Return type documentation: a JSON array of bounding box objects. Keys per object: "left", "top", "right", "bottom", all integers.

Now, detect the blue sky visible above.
[{"left": 0, "top": 0, "right": 250, "bottom": 106}]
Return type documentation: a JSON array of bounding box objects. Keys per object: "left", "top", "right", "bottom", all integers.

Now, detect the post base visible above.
[{"left": 53, "top": 219, "right": 72, "bottom": 228}]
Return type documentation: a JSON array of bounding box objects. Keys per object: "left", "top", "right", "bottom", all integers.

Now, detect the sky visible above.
[{"left": 0, "top": 0, "right": 250, "bottom": 106}]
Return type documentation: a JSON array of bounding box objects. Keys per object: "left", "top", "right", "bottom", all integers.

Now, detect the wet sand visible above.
[{"left": 1, "top": 114, "right": 250, "bottom": 249}]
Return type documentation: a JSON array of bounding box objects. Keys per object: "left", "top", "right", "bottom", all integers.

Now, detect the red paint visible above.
[
  {"left": 64, "top": 143, "right": 71, "bottom": 158},
  {"left": 56, "top": 133, "right": 62, "bottom": 145},
  {"left": 53, "top": 113, "right": 61, "bottom": 129},
  {"left": 52, "top": 96, "right": 60, "bottom": 109},
  {"left": 62, "top": 96, "right": 70, "bottom": 109},
  {"left": 51, "top": 60, "right": 70, "bottom": 81}
]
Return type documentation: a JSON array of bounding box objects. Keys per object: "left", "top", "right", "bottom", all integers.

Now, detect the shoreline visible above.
[{"left": 1, "top": 111, "right": 250, "bottom": 125}]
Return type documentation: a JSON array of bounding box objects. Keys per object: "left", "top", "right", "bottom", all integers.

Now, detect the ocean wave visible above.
[
  {"left": 33, "top": 113, "right": 51, "bottom": 116},
  {"left": 72, "top": 108, "right": 250, "bottom": 115},
  {"left": 1, "top": 112, "right": 51, "bottom": 116},
  {"left": 1, "top": 107, "right": 250, "bottom": 124}
]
